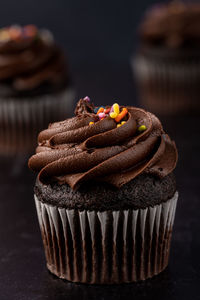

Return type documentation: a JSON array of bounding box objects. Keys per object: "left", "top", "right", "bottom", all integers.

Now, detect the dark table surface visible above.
[{"left": 0, "top": 63, "right": 200, "bottom": 300}]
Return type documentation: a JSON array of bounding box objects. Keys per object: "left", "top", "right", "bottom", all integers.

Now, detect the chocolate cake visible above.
[
  {"left": 0, "top": 25, "right": 69, "bottom": 97},
  {"left": 0, "top": 24, "right": 74, "bottom": 154},
  {"left": 34, "top": 173, "right": 176, "bottom": 211},
  {"left": 29, "top": 97, "right": 178, "bottom": 284},
  {"left": 133, "top": 2, "right": 200, "bottom": 115}
]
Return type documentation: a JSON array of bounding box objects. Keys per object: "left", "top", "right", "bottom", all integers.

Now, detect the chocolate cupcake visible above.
[
  {"left": 28, "top": 97, "right": 178, "bottom": 284},
  {"left": 132, "top": 2, "right": 200, "bottom": 115},
  {"left": 0, "top": 24, "right": 74, "bottom": 154}
]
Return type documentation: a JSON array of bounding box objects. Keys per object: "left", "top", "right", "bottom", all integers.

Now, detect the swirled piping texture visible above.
[
  {"left": 29, "top": 99, "right": 178, "bottom": 189},
  {"left": 0, "top": 26, "right": 68, "bottom": 92}
]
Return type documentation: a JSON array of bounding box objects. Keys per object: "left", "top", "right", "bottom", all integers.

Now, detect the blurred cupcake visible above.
[
  {"left": 0, "top": 24, "right": 74, "bottom": 155},
  {"left": 132, "top": 2, "right": 200, "bottom": 115},
  {"left": 29, "top": 97, "right": 178, "bottom": 284}
]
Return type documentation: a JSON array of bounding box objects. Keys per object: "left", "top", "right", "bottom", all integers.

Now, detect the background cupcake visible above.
[
  {"left": 0, "top": 24, "right": 74, "bottom": 155},
  {"left": 132, "top": 2, "right": 200, "bottom": 115},
  {"left": 29, "top": 97, "right": 178, "bottom": 284}
]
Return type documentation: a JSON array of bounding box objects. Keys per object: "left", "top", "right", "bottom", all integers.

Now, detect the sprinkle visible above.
[
  {"left": 84, "top": 96, "right": 90, "bottom": 102},
  {"left": 115, "top": 108, "right": 128, "bottom": 123},
  {"left": 89, "top": 122, "right": 94, "bottom": 125},
  {"left": 0, "top": 30, "right": 10, "bottom": 41},
  {"left": 113, "top": 103, "right": 120, "bottom": 115},
  {"left": 94, "top": 107, "right": 99, "bottom": 113},
  {"left": 96, "top": 107, "right": 104, "bottom": 114},
  {"left": 138, "top": 125, "right": 147, "bottom": 132},
  {"left": 23, "top": 25, "right": 38, "bottom": 38},
  {"left": 110, "top": 112, "right": 118, "bottom": 118},
  {"left": 104, "top": 108, "right": 111, "bottom": 114},
  {"left": 109, "top": 103, "right": 120, "bottom": 119},
  {"left": 98, "top": 112, "right": 106, "bottom": 120},
  {"left": 9, "top": 26, "right": 22, "bottom": 40},
  {"left": 117, "top": 121, "right": 126, "bottom": 128}
]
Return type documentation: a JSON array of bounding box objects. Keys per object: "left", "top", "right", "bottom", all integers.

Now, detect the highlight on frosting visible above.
[
  {"left": 28, "top": 97, "right": 178, "bottom": 190},
  {"left": 0, "top": 24, "right": 68, "bottom": 92}
]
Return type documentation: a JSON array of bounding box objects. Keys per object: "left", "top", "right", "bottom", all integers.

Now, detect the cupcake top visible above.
[
  {"left": 29, "top": 97, "right": 178, "bottom": 195},
  {"left": 139, "top": 2, "right": 200, "bottom": 49},
  {"left": 0, "top": 24, "right": 68, "bottom": 97}
]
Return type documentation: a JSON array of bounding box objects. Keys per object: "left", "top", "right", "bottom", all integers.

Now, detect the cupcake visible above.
[
  {"left": 28, "top": 97, "right": 178, "bottom": 284},
  {"left": 132, "top": 2, "right": 200, "bottom": 115},
  {"left": 0, "top": 24, "right": 74, "bottom": 155}
]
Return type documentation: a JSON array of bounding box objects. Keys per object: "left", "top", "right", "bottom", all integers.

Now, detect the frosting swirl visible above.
[
  {"left": 0, "top": 25, "right": 68, "bottom": 95},
  {"left": 29, "top": 98, "right": 178, "bottom": 189},
  {"left": 139, "top": 2, "right": 200, "bottom": 48}
]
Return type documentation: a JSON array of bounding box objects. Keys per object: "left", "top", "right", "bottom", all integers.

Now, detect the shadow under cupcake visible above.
[{"left": 0, "top": 24, "right": 75, "bottom": 155}]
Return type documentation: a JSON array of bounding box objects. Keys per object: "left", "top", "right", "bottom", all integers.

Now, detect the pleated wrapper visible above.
[
  {"left": 34, "top": 191, "right": 178, "bottom": 284},
  {"left": 132, "top": 53, "right": 200, "bottom": 115},
  {"left": 0, "top": 87, "right": 75, "bottom": 155}
]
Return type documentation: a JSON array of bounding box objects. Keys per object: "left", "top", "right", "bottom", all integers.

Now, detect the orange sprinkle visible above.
[
  {"left": 24, "top": 25, "right": 38, "bottom": 37},
  {"left": 96, "top": 107, "right": 104, "bottom": 114},
  {"left": 9, "top": 27, "right": 21, "bottom": 40},
  {"left": 115, "top": 108, "right": 128, "bottom": 123}
]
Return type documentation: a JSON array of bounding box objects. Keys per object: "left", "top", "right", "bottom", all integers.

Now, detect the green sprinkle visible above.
[{"left": 138, "top": 125, "right": 147, "bottom": 132}]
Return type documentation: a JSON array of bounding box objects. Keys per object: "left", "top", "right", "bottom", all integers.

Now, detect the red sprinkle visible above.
[
  {"left": 104, "top": 108, "right": 111, "bottom": 114},
  {"left": 23, "top": 25, "right": 38, "bottom": 38}
]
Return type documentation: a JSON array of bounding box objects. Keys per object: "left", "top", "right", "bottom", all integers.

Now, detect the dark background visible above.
[
  {"left": 0, "top": 1, "right": 200, "bottom": 300},
  {"left": 0, "top": 0, "right": 168, "bottom": 107}
]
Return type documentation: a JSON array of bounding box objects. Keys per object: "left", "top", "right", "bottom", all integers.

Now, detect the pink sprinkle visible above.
[
  {"left": 110, "top": 105, "right": 114, "bottom": 113},
  {"left": 98, "top": 112, "right": 106, "bottom": 119},
  {"left": 84, "top": 96, "right": 90, "bottom": 102}
]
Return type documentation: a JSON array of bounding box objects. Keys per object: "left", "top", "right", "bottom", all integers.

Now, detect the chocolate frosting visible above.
[
  {"left": 139, "top": 2, "right": 200, "bottom": 48},
  {"left": 29, "top": 99, "right": 178, "bottom": 189},
  {"left": 0, "top": 25, "right": 68, "bottom": 94}
]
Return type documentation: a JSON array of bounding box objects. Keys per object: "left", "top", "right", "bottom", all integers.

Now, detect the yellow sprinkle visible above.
[
  {"left": 113, "top": 103, "right": 120, "bottom": 115},
  {"left": 138, "top": 125, "right": 147, "bottom": 132},
  {"left": 0, "top": 30, "right": 10, "bottom": 41},
  {"left": 110, "top": 112, "right": 118, "bottom": 118},
  {"left": 117, "top": 124, "right": 122, "bottom": 128},
  {"left": 89, "top": 122, "right": 94, "bottom": 125},
  {"left": 121, "top": 121, "right": 126, "bottom": 125}
]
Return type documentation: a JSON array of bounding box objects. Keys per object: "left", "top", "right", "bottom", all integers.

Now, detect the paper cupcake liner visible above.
[
  {"left": 132, "top": 54, "right": 200, "bottom": 115},
  {"left": 0, "top": 87, "right": 75, "bottom": 155},
  {"left": 35, "top": 192, "right": 178, "bottom": 284}
]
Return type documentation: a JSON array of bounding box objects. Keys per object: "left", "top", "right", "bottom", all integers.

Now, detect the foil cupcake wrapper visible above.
[
  {"left": 0, "top": 88, "right": 75, "bottom": 155},
  {"left": 35, "top": 192, "right": 178, "bottom": 284},
  {"left": 132, "top": 54, "right": 200, "bottom": 115}
]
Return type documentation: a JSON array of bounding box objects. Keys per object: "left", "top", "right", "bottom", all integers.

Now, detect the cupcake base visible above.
[
  {"left": 132, "top": 52, "right": 200, "bottom": 115},
  {"left": 0, "top": 87, "right": 75, "bottom": 155},
  {"left": 35, "top": 192, "right": 178, "bottom": 284}
]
